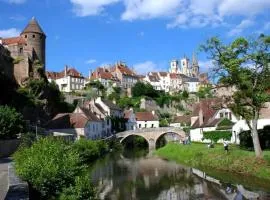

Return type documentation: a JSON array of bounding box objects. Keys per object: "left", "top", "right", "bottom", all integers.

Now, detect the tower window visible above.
[
  {"left": 19, "top": 48, "right": 23, "bottom": 54},
  {"left": 24, "top": 35, "right": 27, "bottom": 38},
  {"left": 32, "top": 35, "right": 35, "bottom": 38}
]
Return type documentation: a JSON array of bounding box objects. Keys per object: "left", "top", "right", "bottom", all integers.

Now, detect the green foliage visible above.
[
  {"left": 196, "top": 86, "right": 213, "bottom": 99},
  {"left": 19, "top": 132, "right": 36, "bottom": 148},
  {"left": 0, "top": 105, "right": 25, "bottom": 139},
  {"left": 239, "top": 126, "right": 270, "bottom": 150},
  {"left": 13, "top": 138, "right": 82, "bottom": 199},
  {"left": 216, "top": 118, "right": 234, "bottom": 130},
  {"left": 59, "top": 175, "right": 97, "bottom": 200},
  {"left": 159, "top": 118, "right": 169, "bottom": 127},
  {"left": 203, "top": 131, "right": 232, "bottom": 143},
  {"left": 132, "top": 82, "right": 159, "bottom": 98},
  {"left": 72, "top": 139, "right": 109, "bottom": 163},
  {"left": 13, "top": 57, "right": 24, "bottom": 64}
]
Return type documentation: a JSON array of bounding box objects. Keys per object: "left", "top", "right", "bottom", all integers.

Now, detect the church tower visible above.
[
  {"left": 191, "top": 52, "right": 199, "bottom": 77},
  {"left": 170, "top": 60, "right": 179, "bottom": 74},
  {"left": 20, "top": 17, "right": 46, "bottom": 68},
  {"left": 181, "top": 56, "right": 190, "bottom": 76}
]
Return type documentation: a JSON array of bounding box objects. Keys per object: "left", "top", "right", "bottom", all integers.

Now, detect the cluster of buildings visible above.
[{"left": 46, "top": 97, "right": 160, "bottom": 140}]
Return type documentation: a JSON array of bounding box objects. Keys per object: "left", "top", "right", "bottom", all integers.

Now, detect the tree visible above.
[
  {"left": 196, "top": 86, "right": 213, "bottom": 99},
  {"left": 0, "top": 106, "right": 25, "bottom": 139},
  {"left": 132, "top": 82, "right": 159, "bottom": 98},
  {"left": 202, "top": 35, "right": 270, "bottom": 158}
]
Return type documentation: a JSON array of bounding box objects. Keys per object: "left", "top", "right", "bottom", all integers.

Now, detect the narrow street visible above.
[{"left": 0, "top": 158, "right": 11, "bottom": 200}]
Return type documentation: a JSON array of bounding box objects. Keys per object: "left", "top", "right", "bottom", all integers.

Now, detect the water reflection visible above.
[{"left": 90, "top": 150, "right": 270, "bottom": 200}]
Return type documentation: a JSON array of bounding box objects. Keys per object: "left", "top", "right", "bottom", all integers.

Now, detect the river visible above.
[{"left": 90, "top": 149, "right": 270, "bottom": 200}]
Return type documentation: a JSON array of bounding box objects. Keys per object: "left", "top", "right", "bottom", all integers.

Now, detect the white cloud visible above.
[
  {"left": 121, "top": 0, "right": 182, "bottom": 21},
  {"left": 0, "top": 28, "right": 21, "bottom": 38},
  {"left": 9, "top": 15, "right": 26, "bottom": 21},
  {"left": 132, "top": 61, "right": 166, "bottom": 74},
  {"left": 70, "top": 0, "right": 120, "bottom": 16},
  {"left": 228, "top": 19, "right": 254, "bottom": 37},
  {"left": 86, "top": 59, "right": 97, "bottom": 64}
]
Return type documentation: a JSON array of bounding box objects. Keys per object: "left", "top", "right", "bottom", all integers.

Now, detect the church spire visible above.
[{"left": 192, "top": 52, "right": 198, "bottom": 66}]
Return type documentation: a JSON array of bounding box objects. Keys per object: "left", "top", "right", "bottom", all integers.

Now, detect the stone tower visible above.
[
  {"left": 192, "top": 53, "right": 199, "bottom": 77},
  {"left": 170, "top": 60, "right": 179, "bottom": 74},
  {"left": 181, "top": 56, "right": 190, "bottom": 76},
  {"left": 20, "top": 17, "right": 46, "bottom": 68}
]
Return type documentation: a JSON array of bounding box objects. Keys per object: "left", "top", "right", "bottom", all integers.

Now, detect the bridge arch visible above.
[{"left": 116, "top": 128, "right": 187, "bottom": 151}]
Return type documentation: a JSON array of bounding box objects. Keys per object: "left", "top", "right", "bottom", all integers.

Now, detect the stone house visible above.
[
  {"left": 190, "top": 98, "right": 238, "bottom": 142},
  {"left": 46, "top": 66, "right": 85, "bottom": 92},
  {"left": 124, "top": 109, "right": 137, "bottom": 130},
  {"left": 89, "top": 67, "right": 120, "bottom": 88},
  {"left": 46, "top": 111, "right": 103, "bottom": 140},
  {"left": 135, "top": 111, "right": 159, "bottom": 129}
]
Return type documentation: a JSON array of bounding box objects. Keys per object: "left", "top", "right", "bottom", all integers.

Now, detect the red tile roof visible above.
[
  {"left": 191, "top": 98, "right": 223, "bottom": 128},
  {"left": 171, "top": 115, "right": 191, "bottom": 124},
  {"left": 91, "top": 68, "right": 118, "bottom": 81},
  {"left": 170, "top": 73, "right": 177, "bottom": 79},
  {"left": 2, "top": 37, "right": 26, "bottom": 45},
  {"left": 116, "top": 64, "right": 137, "bottom": 77},
  {"left": 135, "top": 112, "right": 158, "bottom": 121},
  {"left": 46, "top": 67, "right": 83, "bottom": 80}
]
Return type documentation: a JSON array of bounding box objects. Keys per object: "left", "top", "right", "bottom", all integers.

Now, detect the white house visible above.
[
  {"left": 190, "top": 98, "right": 238, "bottom": 143},
  {"left": 46, "top": 66, "right": 85, "bottom": 93},
  {"left": 185, "top": 77, "right": 200, "bottom": 93},
  {"left": 135, "top": 111, "right": 159, "bottom": 129},
  {"left": 124, "top": 109, "right": 137, "bottom": 130},
  {"left": 46, "top": 112, "right": 103, "bottom": 140}
]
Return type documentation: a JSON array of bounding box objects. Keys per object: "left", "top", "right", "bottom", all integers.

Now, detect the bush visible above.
[
  {"left": 72, "top": 139, "right": 109, "bottom": 163},
  {"left": 13, "top": 138, "right": 82, "bottom": 199},
  {"left": 0, "top": 105, "right": 25, "bottom": 139},
  {"left": 19, "top": 132, "right": 36, "bottom": 148},
  {"left": 203, "top": 131, "right": 232, "bottom": 143},
  {"left": 59, "top": 175, "right": 97, "bottom": 200}
]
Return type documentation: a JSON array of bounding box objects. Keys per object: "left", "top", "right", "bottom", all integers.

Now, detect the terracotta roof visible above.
[
  {"left": 170, "top": 73, "right": 178, "bottom": 79},
  {"left": 116, "top": 64, "right": 137, "bottom": 77},
  {"left": 46, "top": 67, "right": 83, "bottom": 80},
  {"left": 124, "top": 110, "right": 132, "bottom": 119},
  {"left": 191, "top": 98, "right": 223, "bottom": 128},
  {"left": 91, "top": 69, "right": 118, "bottom": 81},
  {"left": 171, "top": 115, "right": 191, "bottom": 124},
  {"left": 148, "top": 75, "right": 160, "bottom": 82},
  {"left": 21, "top": 17, "right": 45, "bottom": 35},
  {"left": 135, "top": 112, "right": 158, "bottom": 121},
  {"left": 47, "top": 113, "right": 89, "bottom": 129},
  {"left": 2, "top": 37, "right": 26, "bottom": 45},
  {"left": 159, "top": 72, "right": 168, "bottom": 77}
]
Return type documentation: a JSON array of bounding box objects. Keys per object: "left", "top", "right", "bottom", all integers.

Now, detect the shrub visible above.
[
  {"left": 13, "top": 137, "right": 82, "bottom": 199},
  {"left": 59, "top": 175, "right": 97, "bottom": 200},
  {"left": 216, "top": 118, "right": 234, "bottom": 130},
  {"left": 0, "top": 105, "right": 25, "bottom": 139},
  {"left": 203, "top": 131, "right": 232, "bottom": 143},
  {"left": 72, "top": 139, "right": 108, "bottom": 163},
  {"left": 19, "top": 132, "right": 36, "bottom": 148}
]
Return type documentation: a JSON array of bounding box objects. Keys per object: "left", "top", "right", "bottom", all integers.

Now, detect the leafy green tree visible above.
[
  {"left": 196, "top": 86, "right": 213, "bottom": 99},
  {"left": 202, "top": 35, "right": 270, "bottom": 158},
  {"left": 132, "top": 82, "right": 159, "bottom": 98},
  {"left": 182, "top": 90, "right": 189, "bottom": 100},
  {"left": 0, "top": 106, "right": 25, "bottom": 139}
]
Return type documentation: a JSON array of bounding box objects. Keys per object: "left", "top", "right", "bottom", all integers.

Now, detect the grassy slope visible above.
[{"left": 156, "top": 143, "right": 270, "bottom": 182}]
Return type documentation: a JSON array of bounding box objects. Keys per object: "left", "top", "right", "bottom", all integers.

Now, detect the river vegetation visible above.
[
  {"left": 13, "top": 137, "right": 120, "bottom": 199},
  {"left": 202, "top": 35, "right": 270, "bottom": 158},
  {"left": 156, "top": 143, "right": 270, "bottom": 185}
]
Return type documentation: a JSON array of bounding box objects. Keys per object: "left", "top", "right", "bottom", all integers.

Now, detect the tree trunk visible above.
[{"left": 251, "top": 118, "right": 263, "bottom": 158}]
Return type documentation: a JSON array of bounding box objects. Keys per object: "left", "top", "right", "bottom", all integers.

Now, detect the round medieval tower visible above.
[{"left": 20, "top": 17, "right": 46, "bottom": 68}]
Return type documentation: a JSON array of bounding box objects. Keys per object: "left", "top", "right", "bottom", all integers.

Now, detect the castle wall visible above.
[{"left": 0, "top": 44, "right": 13, "bottom": 79}]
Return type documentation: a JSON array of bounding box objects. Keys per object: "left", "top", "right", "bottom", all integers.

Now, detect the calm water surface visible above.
[{"left": 90, "top": 149, "right": 270, "bottom": 200}]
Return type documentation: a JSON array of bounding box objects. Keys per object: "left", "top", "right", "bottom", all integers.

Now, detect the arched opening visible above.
[
  {"left": 156, "top": 132, "right": 183, "bottom": 149},
  {"left": 121, "top": 135, "right": 149, "bottom": 158}
]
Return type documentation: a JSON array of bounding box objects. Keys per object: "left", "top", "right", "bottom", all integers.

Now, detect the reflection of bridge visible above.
[{"left": 116, "top": 127, "right": 186, "bottom": 150}]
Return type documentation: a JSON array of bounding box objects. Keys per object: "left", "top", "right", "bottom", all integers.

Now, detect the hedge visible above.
[{"left": 203, "top": 130, "right": 232, "bottom": 143}]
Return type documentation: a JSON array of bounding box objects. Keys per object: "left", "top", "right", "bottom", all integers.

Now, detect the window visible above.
[
  {"left": 220, "top": 113, "right": 224, "bottom": 118},
  {"left": 19, "top": 48, "right": 23, "bottom": 54},
  {"left": 139, "top": 124, "right": 141, "bottom": 128},
  {"left": 145, "top": 124, "right": 147, "bottom": 128},
  {"left": 151, "top": 124, "right": 154, "bottom": 128},
  {"left": 32, "top": 34, "right": 35, "bottom": 38},
  {"left": 229, "top": 112, "right": 232, "bottom": 120},
  {"left": 24, "top": 35, "right": 27, "bottom": 38}
]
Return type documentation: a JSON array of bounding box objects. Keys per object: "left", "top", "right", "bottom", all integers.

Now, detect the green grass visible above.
[{"left": 156, "top": 143, "right": 270, "bottom": 182}]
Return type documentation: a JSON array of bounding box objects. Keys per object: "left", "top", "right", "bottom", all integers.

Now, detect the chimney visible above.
[
  {"left": 199, "top": 108, "right": 203, "bottom": 126},
  {"left": 65, "top": 65, "right": 68, "bottom": 77}
]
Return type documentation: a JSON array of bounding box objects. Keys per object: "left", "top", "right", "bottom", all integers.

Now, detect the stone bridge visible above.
[{"left": 116, "top": 127, "right": 186, "bottom": 150}]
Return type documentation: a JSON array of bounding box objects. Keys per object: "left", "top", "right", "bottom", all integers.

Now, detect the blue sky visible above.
[{"left": 0, "top": 0, "right": 269, "bottom": 76}]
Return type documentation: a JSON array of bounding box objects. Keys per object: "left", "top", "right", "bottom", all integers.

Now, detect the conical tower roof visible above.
[
  {"left": 21, "top": 17, "right": 45, "bottom": 35},
  {"left": 192, "top": 52, "right": 198, "bottom": 66}
]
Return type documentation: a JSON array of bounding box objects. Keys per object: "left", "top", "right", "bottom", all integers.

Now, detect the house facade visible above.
[
  {"left": 190, "top": 98, "right": 238, "bottom": 143},
  {"left": 46, "top": 112, "right": 103, "bottom": 140},
  {"left": 47, "top": 66, "right": 85, "bottom": 92},
  {"left": 89, "top": 67, "right": 120, "bottom": 88},
  {"left": 135, "top": 111, "right": 159, "bottom": 129},
  {"left": 124, "top": 109, "right": 137, "bottom": 130}
]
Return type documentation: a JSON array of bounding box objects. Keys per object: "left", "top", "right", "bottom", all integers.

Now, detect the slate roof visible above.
[
  {"left": 21, "top": 17, "right": 45, "bottom": 35},
  {"left": 135, "top": 112, "right": 158, "bottom": 121},
  {"left": 148, "top": 75, "right": 160, "bottom": 82}
]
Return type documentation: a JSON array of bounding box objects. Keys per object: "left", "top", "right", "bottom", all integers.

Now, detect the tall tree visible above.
[{"left": 202, "top": 35, "right": 270, "bottom": 158}]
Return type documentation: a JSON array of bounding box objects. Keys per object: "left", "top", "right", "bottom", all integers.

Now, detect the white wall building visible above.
[
  {"left": 47, "top": 66, "right": 85, "bottom": 93},
  {"left": 135, "top": 111, "right": 159, "bottom": 129}
]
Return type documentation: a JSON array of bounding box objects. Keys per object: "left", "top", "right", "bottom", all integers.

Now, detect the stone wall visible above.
[{"left": 0, "top": 44, "right": 13, "bottom": 79}]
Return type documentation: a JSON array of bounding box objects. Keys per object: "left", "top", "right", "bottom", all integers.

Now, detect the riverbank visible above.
[{"left": 156, "top": 143, "right": 270, "bottom": 183}]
